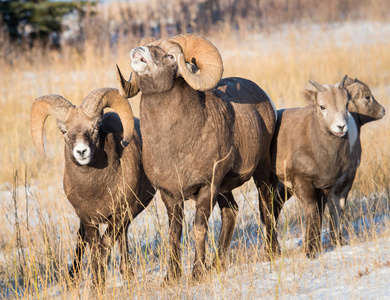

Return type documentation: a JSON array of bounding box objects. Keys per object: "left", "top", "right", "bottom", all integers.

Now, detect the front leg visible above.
[
  {"left": 69, "top": 222, "right": 86, "bottom": 280},
  {"left": 99, "top": 217, "right": 133, "bottom": 280},
  {"left": 192, "top": 185, "right": 216, "bottom": 280},
  {"left": 293, "top": 179, "right": 325, "bottom": 258},
  {"left": 327, "top": 170, "right": 355, "bottom": 246},
  {"left": 161, "top": 190, "right": 184, "bottom": 283}
]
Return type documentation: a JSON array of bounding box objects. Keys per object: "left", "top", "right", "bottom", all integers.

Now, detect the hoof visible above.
[
  {"left": 162, "top": 271, "right": 182, "bottom": 287},
  {"left": 120, "top": 265, "right": 135, "bottom": 280},
  {"left": 306, "top": 252, "right": 318, "bottom": 259}
]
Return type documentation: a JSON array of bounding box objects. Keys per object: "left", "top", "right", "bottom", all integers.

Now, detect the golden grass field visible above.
[{"left": 0, "top": 17, "right": 389, "bottom": 298}]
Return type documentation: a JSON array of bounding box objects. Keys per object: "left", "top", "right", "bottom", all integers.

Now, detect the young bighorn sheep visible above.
[
  {"left": 270, "top": 76, "right": 352, "bottom": 258},
  {"left": 30, "top": 88, "right": 155, "bottom": 285},
  {"left": 273, "top": 78, "right": 386, "bottom": 247},
  {"left": 325, "top": 77, "right": 385, "bottom": 244},
  {"left": 117, "top": 34, "right": 277, "bottom": 281}
]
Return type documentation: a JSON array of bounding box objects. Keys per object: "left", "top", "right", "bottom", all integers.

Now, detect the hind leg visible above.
[
  {"left": 254, "top": 163, "right": 280, "bottom": 256},
  {"left": 212, "top": 192, "right": 238, "bottom": 270}
]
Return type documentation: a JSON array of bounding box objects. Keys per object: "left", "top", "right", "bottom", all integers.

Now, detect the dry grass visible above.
[{"left": 0, "top": 16, "right": 389, "bottom": 299}]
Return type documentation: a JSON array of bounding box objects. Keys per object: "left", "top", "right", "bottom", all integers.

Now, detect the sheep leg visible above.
[
  {"left": 271, "top": 176, "right": 293, "bottom": 224},
  {"left": 82, "top": 225, "right": 102, "bottom": 286},
  {"left": 161, "top": 191, "right": 184, "bottom": 283},
  {"left": 118, "top": 224, "right": 133, "bottom": 278},
  {"left": 327, "top": 185, "right": 351, "bottom": 246},
  {"left": 212, "top": 192, "right": 238, "bottom": 270},
  {"left": 254, "top": 168, "right": 280, "bottom": 257},
  {"left": 327, "top": 170, "right": 355, "bottom": 246},
  {"left": 99, "top": 217, "right": 133, "bottom": 280},
  {"left": 69, "top": 222, "right": 86, "bottom": 280},
  {"left": 295, "top": 180, "right": 325, "bottom": 258},
  {"left": 192, "top": 186, "right": 216, "bottom": 280}
]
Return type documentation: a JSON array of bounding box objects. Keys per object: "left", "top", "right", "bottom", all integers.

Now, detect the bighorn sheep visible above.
[
  {"left": 30, "top": 88, "right": 155, "bottom": 285},
  {"left": 326, "top": 78, "right": 385, "bottom": 243},
  {"left": 273, "top": 77, "right": 386, "bottom": 248},
  {"left": 270, "top": 76, "right": 352, "bottom": 258},
  {"left": 116, "top": 34, "right": 277, "bottom": 281}
]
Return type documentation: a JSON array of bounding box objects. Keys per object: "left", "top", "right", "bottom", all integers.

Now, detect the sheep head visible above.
[
  {"left": 117, "top": 34, "right": 223, "bottom": 95},
  {"left": 30, "top": 88, "right": 134, "bottom": 165},
  {"left": 300, "top": 75, "right": 350, "bottom": 137},
  {"left": 345, "top": 77, "right": 385, "bottom": 123}
]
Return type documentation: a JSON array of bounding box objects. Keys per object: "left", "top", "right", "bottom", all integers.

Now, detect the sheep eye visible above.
[
  {"left": 167, "top": 54, "right": 175, "bottom": 60},
  {"left": 365, "top": 95, "right": 370, "bottom": 100},
  {"left": 60, "top": 129, "right": 67, "bottom": 135},
  {"left": 320, "top": 105, "right": 326, "bottom": 110},
  {"left": 94, "top": 124, "right": 100, "bottom": 131}
]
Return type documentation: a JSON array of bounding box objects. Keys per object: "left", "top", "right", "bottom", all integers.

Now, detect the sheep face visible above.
[
  {"left": 347, "top": 80, "right": 385, "bottom": 122},
  {"left": 58, "top": 108, "right": 103, "bottom": 166},
  {"left": 301, "top": 83, "right": 349, "bottom": 137},
  {"left": 116, "top": 34, "right": 224, "bottom": 96},
  {"left": 130, "top": 40, "right": 181, "bottom": 94}
]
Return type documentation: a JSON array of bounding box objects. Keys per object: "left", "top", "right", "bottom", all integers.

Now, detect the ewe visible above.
[
  {"left": 326, "top": 77, "right": 385, "bottom": 243},
  {"left": 30, "top": 88, "right": 155, "bottom": 285},
  {"left": 117, "top": 34, "right": 277, "bottom": 281},
  {"left": 273, "top": 77, "right": 385, "bottom": 250},
  {"left": 271, "top": 76, "right": 352, "bottom": 258}
]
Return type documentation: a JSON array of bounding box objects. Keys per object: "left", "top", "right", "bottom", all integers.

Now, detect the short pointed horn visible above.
[
  {"left": 30, "top": 95, "right": 74, "bottom": 156},
  {"left": 81, "top": 88, "right": 134, "bottom": 147},
  {"left": 339, "top": 74, "right": 348, "bottom": 89},
  {"left": 308, "top": 80, "right": 325, "bottom": 92},
  {"left": 116, "top": 64, "right": 140, "bottom": 99},
  {"left": 170, "top": 34, "right": 223, "bottom": 91}
]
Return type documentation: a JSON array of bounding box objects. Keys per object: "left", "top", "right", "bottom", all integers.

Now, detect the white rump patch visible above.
[
  {"left": 347, "top": 112, "right": 358, "bottom": 154},
  {"left": 264, "top": 90, "right": 277, "bottom": 121}
]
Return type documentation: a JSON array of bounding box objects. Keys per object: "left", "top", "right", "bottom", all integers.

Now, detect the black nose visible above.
[
  {"left": 337, "top": 125, "right": 346, "bottom": 130},
  {"left": 77, "top": 149, "right": 87, "bottom": 156}
]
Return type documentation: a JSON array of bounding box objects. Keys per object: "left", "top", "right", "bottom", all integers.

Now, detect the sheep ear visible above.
[
  {"left": 343, "top": 76, "right": 355, "bottom": 87},
  {"left": 300, "top": 89, "right": 317, "bottom": 104},
  {"left": 346, "top": 83, "right": 362, "bottom": 101}
]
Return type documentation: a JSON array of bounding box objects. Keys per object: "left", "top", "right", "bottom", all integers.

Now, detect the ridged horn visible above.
[
  {"left": 81, "top": 88, "right": 134, "bottom": 147},
  {"left": 116, "top": 64, "right": 140, "bottom": 98},
  {"left": 30, "top": 95, "right": 74, "bottom": 157},
  {"left": 308, "top": 80, "right": 325, "bottom": 92},
  {"left": 170, "top": 34, "right": 223, "bottom": 91}
]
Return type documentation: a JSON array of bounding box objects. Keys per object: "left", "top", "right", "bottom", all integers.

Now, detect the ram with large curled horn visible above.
[
  {"left": 117, "top": 34, "right": 278, "bottom": 282},
  {"left": 30, "top": 88, "right": 155, "bottom": 286}
]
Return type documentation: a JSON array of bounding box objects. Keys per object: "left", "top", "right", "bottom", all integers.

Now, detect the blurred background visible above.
[{"left": 0, "top": 1, "right": 389, "bottom": 297}]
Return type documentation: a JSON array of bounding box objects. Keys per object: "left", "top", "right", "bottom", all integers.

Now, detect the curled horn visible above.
[
  {"left": 116, "top": 64, "right": 140, "bottom": 99},
  {"left": 81, "top": 88, "right": 134, "bottom": 147},
  {"left": 30, "top": 95, "right": 75, "bottom": 157},
  {"left": 308, "top": 79, "right": 325, "bottom": 92},
  {"left": 339, "top": 74, "right": 348, "bottom": 89},
  {"left": 170, "top": 34, "right": 223, "bottom": 91}
]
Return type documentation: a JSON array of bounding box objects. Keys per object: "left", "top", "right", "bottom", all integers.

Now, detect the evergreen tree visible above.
[{"left": 0, "top": 0, "right": 95, "bottom": 48}]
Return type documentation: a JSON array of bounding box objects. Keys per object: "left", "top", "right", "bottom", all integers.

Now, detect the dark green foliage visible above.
[{"left": 0, "top": 0, "right": 95, "bottom": 48}]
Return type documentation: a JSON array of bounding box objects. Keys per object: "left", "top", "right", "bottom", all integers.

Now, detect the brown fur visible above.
[
  {"left": 63, "top": 113, "right": 155, "bottom": 285},
  {"left": 31, "top": 93, "right": 155, "bottom": 286},
  {"left": 271, "top": 80, "right": 351, "bottom": 258},
  {"left": 131, "top": 38, "right": 277, "bottom": 281},
  {"left": 326, "top": 78, "right": 385, "bottom": 244}
]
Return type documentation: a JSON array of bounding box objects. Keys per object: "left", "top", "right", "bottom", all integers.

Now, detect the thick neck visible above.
[{"left": 140, "top": 78, "right": 205, "bottom": 136}]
